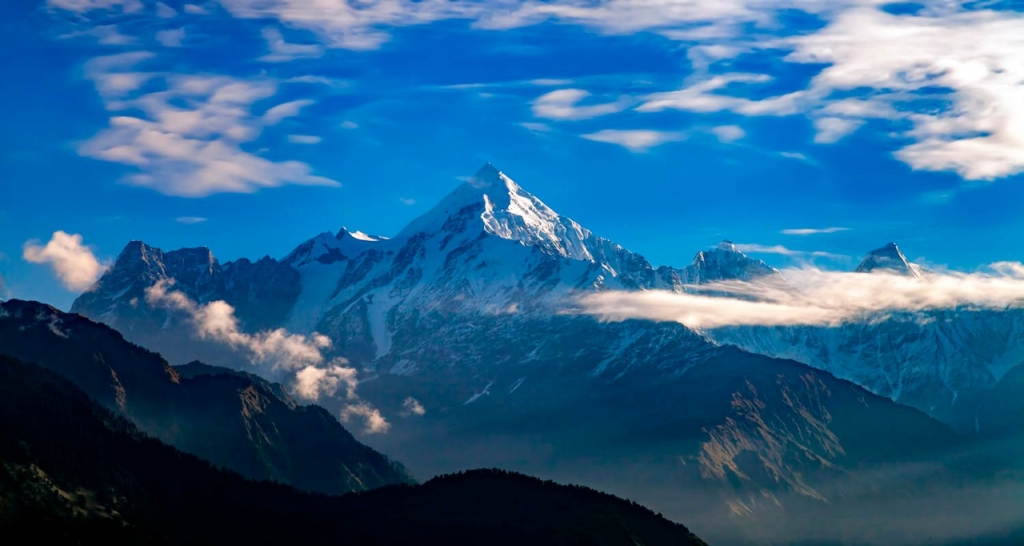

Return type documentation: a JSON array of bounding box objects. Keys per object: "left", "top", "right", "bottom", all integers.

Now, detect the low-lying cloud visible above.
[
  {"left": 23, "top": 231, "right": 107, "bottom": 291},
  {"left": 578, "top": 265, "right": 1024, "bottom": 329},
  {"left": 401, "top": 397, "right": 426, "bottom": 417},
  {"left": 145, "top": 280, "right": 388, "bottom": 433},
  {"left": 342, "top": 402, "right": 390, "bottom": 434}
]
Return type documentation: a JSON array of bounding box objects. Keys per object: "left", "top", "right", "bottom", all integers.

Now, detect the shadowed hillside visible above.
[{"left": 0, "top": 354, "right": 707, "bottom": 546}]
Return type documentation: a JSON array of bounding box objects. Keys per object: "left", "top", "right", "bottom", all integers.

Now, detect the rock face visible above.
[
  {"left": 0, "top": 299, "right": 412, "bottom": 495},
  {"left": 68, "top": 163, "right": 1021, "bottom": 543}
]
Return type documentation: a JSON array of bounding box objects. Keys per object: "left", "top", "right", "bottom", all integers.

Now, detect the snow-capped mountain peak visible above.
[
  {"left": 686, "top": 240, "right": 781, "bottom": 283},
  {"left": 855, "top": 242, "right": 923, "bottom": 278},
  {"left": 396, "top": 163, "right": 603, "bottom": 262}
]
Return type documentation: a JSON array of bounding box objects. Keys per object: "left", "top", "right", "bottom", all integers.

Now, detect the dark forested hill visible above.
[{"left": 0, "top": 354, "right": 707, "bottom": 546}]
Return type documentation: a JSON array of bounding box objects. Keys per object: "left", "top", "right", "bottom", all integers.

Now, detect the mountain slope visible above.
[
  {"left": 705, "top": 243, "right": 1024, "bottom": 431},
  {"left": 0, "top": 354, "right": 708, "bottom": 546},
  {"left": 0, "top": 299, "right": 411, "bottom": 495}
]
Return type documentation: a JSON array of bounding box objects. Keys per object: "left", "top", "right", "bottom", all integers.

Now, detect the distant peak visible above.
[
  {"left": 465, "top": 162, "right": 509, "bottom": 190},
  {"left": 687, "top": 241, "right": 779, "bottom": 283},
  {"left": 717, "top": 240, "right": 739, "bottom": 253},
  {"left": 856, "top": 242, "right": 922, "bottom": 278}
]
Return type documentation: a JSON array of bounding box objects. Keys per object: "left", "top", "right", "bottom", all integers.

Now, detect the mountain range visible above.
[{"left": 64, "top": 163, "right": 1024, "bottom": 544}]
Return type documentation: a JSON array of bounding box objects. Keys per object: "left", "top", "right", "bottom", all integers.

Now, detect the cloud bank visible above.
[
  {"left": 578, "top": 265, "right": 1024, "bottom": 329},
  {"left": 144, "top": 280, "right": 388, "bottom": 433},
  {"left": 23, "top": 231, "right": 107, "bottom": 291}
]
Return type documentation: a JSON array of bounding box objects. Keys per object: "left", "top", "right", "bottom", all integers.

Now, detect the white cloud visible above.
[
  {"left": 83, "top": 24, "right": 136, "bottom": 45},
  {"left": 787, "top": 6, "right": 1024, "bottom": 179},
  {"left": 295, "top": 364, "right": 356, "bottom": 400},
  {"left": 183, "top": 4, "right": 208, "bottom": 14},
  {"left": 528, "top": 78, "right": 573, "bottom": 86},
  {"left": 779, "top": 151, "right": 810, "bottom": 162},
  {"left": 83, "top": 51, "right": 156, "bottom": 98},
  {"left": 399, "top": 197, "right": 416, "bottom": 205},
  {"left": 258, "top": 27, "right": 324, "bottom": 63},
  {"left": 532, "top": 89, "right": 630, "bottom": 120},
  {"left": 813, "top": 116, "right": 863, "bottom": 144},
  {"left": 581, "top": 129, "right": 685, "bottom": 152},
  {"left": 342, "top": 402, "right": 391, "bottom": 434},
  {"left": 217, "top": 0, "right": 472, "bottom": 50},
  {"left": 156, "top": 28, "right": 186, "bottom": 47},
  {"left": 263, "top": 99, "right": 314, "bottom": 125},
  {"left": 23, "top": 231, "right": 107, "bottom": 292},
  {"left": 781, "top": 227, "right": 850, "bottom": 236},
  {"left": 401, "top": 397, "right": 426, "bottom": 416},
  {"left": 638, "top": 73, "right": 805, "bottom": 116},
  {"left": 155, "top": 2, "right": 176, "bottom": 18},
  {"left": 79, "top": 58, "right": 336, "bottom": 197},
  {"left": 711, "top": 124, "right": 745, "bottom": 142},
  {"left": 175, "top": 216, "right": 207, "bottom": 224},
  {"left": 520, "top": 121, "right": 552, "bottom": 133},
  {"left": 288, "top": 134, "right": 322, "bottom": 144},
  {"left": 49, "top": 0, "right": 142, "bottom": 12},
  {"left": 144, "top": 280, "right": 375, "bottom": 406},
  {"left": 733, "top": 243, "right": 845, "bottom": 260},
  {"left": 577, "top": 264, "right": 1024, "bottom": 329},
  {"left": 340, "top": 120, "right": 358, "bottom": 129},
  {"left": 636, "top": 4, "right": 1024, "bottom": 180}
]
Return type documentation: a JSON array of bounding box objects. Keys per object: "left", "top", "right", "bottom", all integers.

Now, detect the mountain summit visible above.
[
  {"left": 685, "top": 240, "right": 781, "bottom": 284},
  {"left": 397, "top": 163, "right": 603, "bottom": 262},
  {"left": 855, "top": 242, "right": 923, "bottom": 278}
]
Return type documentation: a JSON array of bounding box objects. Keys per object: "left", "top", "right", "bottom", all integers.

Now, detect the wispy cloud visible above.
[
  {"left": 399, "top": 197, "right": 416, "bottom": 205},
  {"left": 155, "top": 28, "right": 185, "bottom": 47},
  {"left": 79, "top": 55, "right": 336, "bottom": 197},
  {"left": 638, "top": 73, "right": 804, "bottom": 116},
  {"left": 781, "top": 227, "right": 850, "bottom": 236},
  {"left": 401, "top": 397, "right": 426, "bottom": 416},
  {"left": 532, "top": 89, "right": 630, "bottom": 121},
  {"left": 581, "top": 129, "right": 685, "bottom": 152},
  {"left": 49, "top": 0, "right": 142, "bottom": 13},
  {"left": 341, "top": 402, "right": 390, "bottom": 434},
  {"left": 710, "top": 125, "right": 745, "bottom": 143},
  {"left": 519, "top": 121, "right": 552, "bottom": 133},
  {"left": 263, "top": 99, "right": 314, "bottom": 125},
  {"left": 288, "top": 134, "right": 322, "bottom": 144},
  {"left": 23, "top": 231, "right": 107, "bottom": 291},
  {"left": 578, "top": 264, "right": 1024, "bottom": 329},
  {"left": 155, "top": 2, "right": 176, "bottom": 18},
  {"left": 733, "top": 243, "right": 845, "bottom": 260},
  {"left": 258, "top": 27, "right": 324, "bottom": 63},
  {"left": 175, "top": 216, "right": 207, "bottom": 224}
]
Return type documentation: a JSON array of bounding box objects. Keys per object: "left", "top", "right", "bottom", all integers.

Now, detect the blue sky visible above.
[{"left": 4, "top": 0, "right": 1024, "bottom": 309}]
